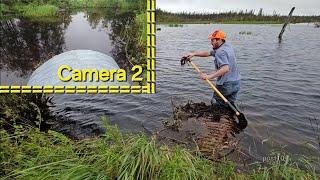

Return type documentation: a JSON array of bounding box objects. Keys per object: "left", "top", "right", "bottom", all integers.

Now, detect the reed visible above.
[{"left": 1, "top": 117, "right": 318, "bottom": 179}]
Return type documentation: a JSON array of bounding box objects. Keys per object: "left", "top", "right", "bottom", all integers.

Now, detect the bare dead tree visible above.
[{"left": 278, "top": 7, "right": 295, "bottom": 42}]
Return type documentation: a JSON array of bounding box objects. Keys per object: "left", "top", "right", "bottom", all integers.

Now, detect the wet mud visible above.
[{"left": 157, "top": 101, "right": 243, "bottom": 159}]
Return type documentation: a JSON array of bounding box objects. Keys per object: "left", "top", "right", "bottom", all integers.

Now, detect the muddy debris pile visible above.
[{"left": 157, "top": 101, "right": 243, "bottom": 159}]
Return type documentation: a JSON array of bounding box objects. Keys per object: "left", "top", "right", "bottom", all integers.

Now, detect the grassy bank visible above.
[
  {"left": 0, "top": 118, "right": 318, "bottom": 179},
  {"left": 0, "top": 3, "right": 10, "bottom": 17},
  {"left": 136, "top": 12, "right": 147, "bottom": 47},
  {"left": 0, "top": 94, "right": 54, "bottom": 133},
  {"left": 13, "top": 4, "right": 59, "bottom": 17},
  {"left": 1, "top": 0, "right": 146, "bottom": 18},
  {"left": 0, "top": 94, "right": 318, "bottom": 179}
]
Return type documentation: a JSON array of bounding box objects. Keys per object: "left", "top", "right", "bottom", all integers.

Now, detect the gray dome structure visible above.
[{"left": 28, "top": 50, "right": 129, "bottom": 86}]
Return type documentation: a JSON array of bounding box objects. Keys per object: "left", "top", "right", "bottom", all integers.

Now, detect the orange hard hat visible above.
[{"left": 208, "top": 30, "right": 226, "bottom": 40}]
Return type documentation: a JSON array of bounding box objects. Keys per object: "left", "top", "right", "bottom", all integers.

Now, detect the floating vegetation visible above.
[
  {"left": 13, "top": 4, "right": 59, "bottom": 17},
  {"left": 239, "top": 31, "right": 253, "bottom": 35},
  {"left": 168, "top": 24, "right": 184, "bottom": 27}
]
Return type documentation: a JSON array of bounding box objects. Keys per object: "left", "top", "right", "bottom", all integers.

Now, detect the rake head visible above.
[
  {"left": 236, "top": 113, "right": 248, "bottom": 130},
  {"left": 180, "top": 56, "right": 190, "bottom": 66}
]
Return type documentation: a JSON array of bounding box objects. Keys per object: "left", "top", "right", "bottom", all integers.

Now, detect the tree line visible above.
[{"left": 157, "top": 8, "right": 320, "bottom": 23}]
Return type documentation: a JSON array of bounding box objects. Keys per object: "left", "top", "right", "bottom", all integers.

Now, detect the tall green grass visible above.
[
  {"left": 0, "top": 3, "right": 10, "bottom": 17},
  {"left": 67, "top": 0, "right": 117, "bottom": 8},
  {"left": 1, "top": 117, "right": 318, "bottom": 179},
  {"left": 65, "top": 0, "right": 144, "bottom": 9},
  {"left": 14, "top": 4, "right": 59, "bottom": 18},
  {"left": 135, "top": 12, "right": 147, "bottom": 49},
  {"left": 0, "top": 119, "right": 213, "bottom": 179},
  {"left": 2, "top": 0, "right": 145, "bottom": 18}
]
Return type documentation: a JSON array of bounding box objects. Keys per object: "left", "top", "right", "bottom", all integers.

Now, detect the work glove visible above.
[{"left": 180, "top": 56, "right": 191, "bottom": 66}]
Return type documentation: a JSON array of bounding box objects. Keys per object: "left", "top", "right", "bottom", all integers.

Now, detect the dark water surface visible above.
[{"left": 1, "top": 15, "right": 320, "bottom": 158}]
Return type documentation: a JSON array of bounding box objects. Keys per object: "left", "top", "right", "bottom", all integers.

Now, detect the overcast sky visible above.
[{"left": 157, "top": 0, "right": 320, "bottom": 16}]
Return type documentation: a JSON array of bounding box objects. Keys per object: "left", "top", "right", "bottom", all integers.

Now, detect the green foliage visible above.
[
  {"left": 0, "top": 94, "right": 54, "bottom": 134},
  {"left": 66, "top": 0, "right": 116, "bottom": 9},
  {"left": 13, "top": 4, "right": 59, "bottom": 17},
  {"left": 1, "top": 118, "right": 318, "bottom": 179},
  {"left": 0, "top": 3, "right": 10, "bottom": 17},
  {"left": 159, "top": 147, "right": 214, "bottom": 179},
  {"left": 135, "top": 12, "right": 147, "bottom": 50},
  {"left": 108, "top": 10, "right": 147, "bottom": 67},
  {"left": 168, "top": 24, "right": 184, "bottom": 27},
  {"left": 118, "top": 0, "right": 131, "bottom": 11},
  {"left": 157, "top": 9, "right": 320, "bottom": 24},
  {"left": 2, "top": 0, "right": 145, "bottom": 10},
  {"left": 0, "top": 128, "right": 74, "bottom": 177},
  {"left": 249, "top": 154, "right": 318, "bottom": 179},
  {"left": 64, "top": 0, "right": 145, "bottom": 10}
]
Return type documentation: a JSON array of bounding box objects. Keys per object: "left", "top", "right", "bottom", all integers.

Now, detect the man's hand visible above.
[
  {"left": 200, "top": 73, "right": 208, "bottom": 80},
  {"left": 185, "top": 53, "right": 195, "bottom": 59},
  {"left": 181, "top": 56, "right": 190, "bottom": 65},
  {"left": 184, "top": 51, "right": 211, "bottom": 60},
  {"left": 201, "top": 73, "right": 218, "bottom": 80}
]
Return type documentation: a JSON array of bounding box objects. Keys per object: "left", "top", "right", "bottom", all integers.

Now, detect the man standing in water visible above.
[{"left": 185, "top": 30, "right": 241, "bottom": 109}]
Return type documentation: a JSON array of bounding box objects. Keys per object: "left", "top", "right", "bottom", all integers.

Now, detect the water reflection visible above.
[
  {"left": 64, "top": 12, "right": 112, "bottom": 54},
  {"left": 0, "top": 16, "right": 71, "bottom": 79},
  {"left": 109, "top": 11, "right": 146, "bottom": 69},
  {"left": 0, "top": 9, "right": 146, "bottom": 85}
]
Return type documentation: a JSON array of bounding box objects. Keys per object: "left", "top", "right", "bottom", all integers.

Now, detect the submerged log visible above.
[{"left": 278, "top": 7, "right": 295, "bottom": 42}]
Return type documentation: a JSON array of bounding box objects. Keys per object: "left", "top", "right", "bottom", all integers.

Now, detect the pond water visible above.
[
  {"left": 1, "top": 13, "right": 320, "bottom": 159},
  {"left": 155, "top": 23, "right": 320, "bottom": 157},
  {"left": 1, "top": 9, "right": 140, "bottom": 85}
]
